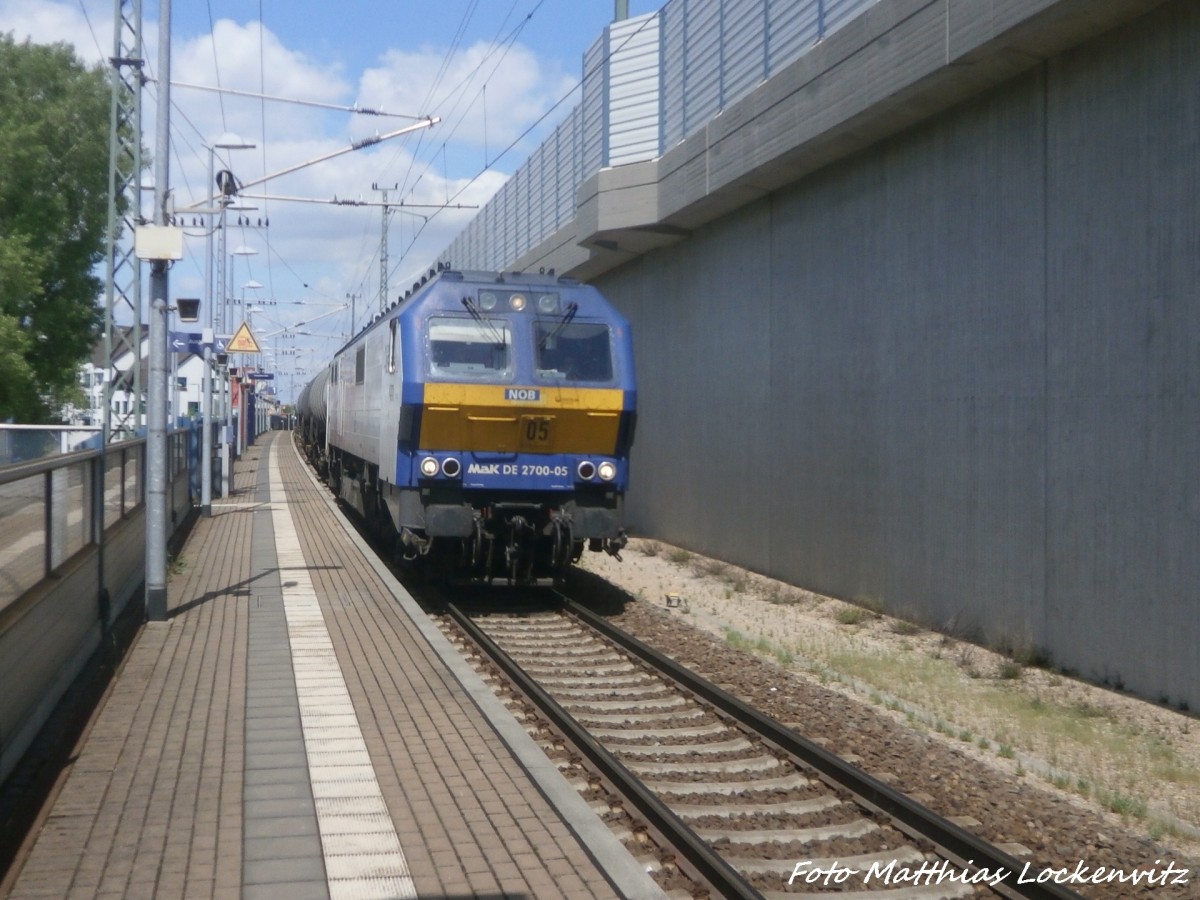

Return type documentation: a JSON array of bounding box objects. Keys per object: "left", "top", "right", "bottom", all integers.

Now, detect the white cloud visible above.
[
  {"left": 358, "top": 39, "right": 577, "bottom": 150},
  {"left": 0, "top": 0, "right": 112, "bottom": 66},
  {"left": 172, "top": 19, "right": 351, "bottom": 143},
  {"left": 1, "top": 5, "right": 580, "bottom": 394}
]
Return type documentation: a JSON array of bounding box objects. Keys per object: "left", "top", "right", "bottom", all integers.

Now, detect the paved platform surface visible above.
[{"left": 2, "top": 431, "right": 663, "bottom": 900}]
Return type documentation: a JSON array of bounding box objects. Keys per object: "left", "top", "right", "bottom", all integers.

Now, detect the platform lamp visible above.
[
  {"left": 206, "top": 137, "right": 255, "bottom": 515},
  {"left": 236, "top": 279, "right": 263, "bottom": 455},
  {"left": 177, "top": 298, "right": 200, "bottom": 321}
]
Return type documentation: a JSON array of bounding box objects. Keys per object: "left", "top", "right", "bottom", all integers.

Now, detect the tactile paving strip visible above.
[{"left": 269, "top": 441, "right": 417, "bottom": 900}]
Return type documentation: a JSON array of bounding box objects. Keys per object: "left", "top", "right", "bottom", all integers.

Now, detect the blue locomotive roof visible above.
[{"left": 332, "top": 269, "right": 628, "bottom": 358}]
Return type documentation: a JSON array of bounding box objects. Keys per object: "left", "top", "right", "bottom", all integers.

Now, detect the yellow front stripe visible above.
[{"left": 419, "top": 383, "right": 625, "bottom": 454}]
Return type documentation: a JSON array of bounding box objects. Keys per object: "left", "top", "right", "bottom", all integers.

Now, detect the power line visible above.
[
  {"left": 172, "top": 82, "right": 435, "bottom": 118},
  {"left": 389, "top": 8, "right": 662, "bottom": 284}
]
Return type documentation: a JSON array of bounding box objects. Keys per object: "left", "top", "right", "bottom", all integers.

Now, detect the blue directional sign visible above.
[
  {"left": 248, "top": 372, "right": 275, "bottom": 380},
  {"left": 168, "top": 331, "right": 230, "bottom": 354},
  {"left": 169, "top": 330, "right": 204, "bottom": 354}
]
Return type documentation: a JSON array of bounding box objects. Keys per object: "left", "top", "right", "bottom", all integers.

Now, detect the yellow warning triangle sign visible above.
[{"left": 227, "top": 321, "right": 261, "bottom": 353}]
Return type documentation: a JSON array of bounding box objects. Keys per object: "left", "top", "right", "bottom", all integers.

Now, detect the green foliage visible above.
[
  {"left": 835, "top": 605, "right": 871, "bottom": 626},
  {"left": 0, "top": 34, "right": 115, "bottom": 422}
]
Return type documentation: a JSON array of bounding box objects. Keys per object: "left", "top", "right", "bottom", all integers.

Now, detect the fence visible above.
[
  {"left": 0, "top": 427, "right": 195, "bottom": 783},
  {"left": 446, "top": 0, "right": 877, "bottom": 270}
]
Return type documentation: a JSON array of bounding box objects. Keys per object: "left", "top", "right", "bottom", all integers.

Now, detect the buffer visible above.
[{"left": 227, "top": 321, "right": 262, "bottom": 353}]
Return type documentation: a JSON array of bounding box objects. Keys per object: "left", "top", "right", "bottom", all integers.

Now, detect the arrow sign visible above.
[
  {"left": 169, "top": 330, "right": 204, "bottom": 353},
  {"left": 169, "top": 330, "right": 233, "bottom": 355}
]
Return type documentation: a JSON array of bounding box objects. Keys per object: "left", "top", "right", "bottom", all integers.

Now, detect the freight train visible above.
[{"left": 296, "top": 267, "right": 636, "bottom": 583}]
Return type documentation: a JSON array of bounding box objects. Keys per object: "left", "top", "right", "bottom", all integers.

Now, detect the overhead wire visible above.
[
  {"left": 341, "top": 0, "right": 491, "bottom": 313},
  {"left": 354, "top": 0, "right": 548, "bottom": 295},
  {"left": 161, "top": 0, "right": 625, "bottom": 356},
  {"left": 395, "top": 0, "right": 538, "bottom": 204},
  {"left": 74, "top": 0, "right": 106, "bottom": 64},
  {"left": 205, "top": 0, "right": 228, "bottom": 129},
  {"left": 387, "top": 8, "right": 662, "bottom": 286}
]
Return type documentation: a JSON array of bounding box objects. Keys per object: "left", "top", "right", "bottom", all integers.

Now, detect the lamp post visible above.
[
  {"left": 236, "top": 279, "right": 262, "bottom": 454},
  {"left": 145, "top": 0, "right": 173, "bottom": 622},
  {"left": 249, "top": 306, "right": 270, "bottom": 437},
  {"left": 203, "top": 136, "right": 254, "bottom": 517},
  {"left": 223, "top": 244, "right": 256, "bottom": 463}
]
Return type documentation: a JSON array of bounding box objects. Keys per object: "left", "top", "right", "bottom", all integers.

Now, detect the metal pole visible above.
[
  {"left": 145, "top": 0, "right": 171, "bottom": 622},
  {"left": 218, "top": 193, "right": 231, "bottom": 477},
  {"left": 201, "top": 337, "right": 213, "bottom": 515},
  {"left": 201, "top": 147, "right": 214, "bottom": 515},
  {"left": 147, "top": 297, "right": 168, "bottom": 621}
]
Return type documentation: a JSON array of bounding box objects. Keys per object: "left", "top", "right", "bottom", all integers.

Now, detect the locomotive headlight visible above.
[
  {"left": 577, "top": 460, "right": 596, "bottom": 481},
  {"left": 420, "top": 456, "right": 440, "bottom": 478},
  {"left": 536, "top": 293, "right": 559, "bottom": 314},
  {"left": 597, "top": 461, "right": 617, "bottom": 482},
  {"left": 478, "top": 291, "right": 497, "bottom": 311},
  {"left": 509, "top": 293, "right": 527, "bottom": 311},
  {"left": 441, "top": 457, "right": 462, "bottom": 478}
]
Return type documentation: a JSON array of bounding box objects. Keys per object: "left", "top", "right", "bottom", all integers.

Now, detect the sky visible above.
[{"left": 1, "top": 0, "right": 663, "bottom": 401}]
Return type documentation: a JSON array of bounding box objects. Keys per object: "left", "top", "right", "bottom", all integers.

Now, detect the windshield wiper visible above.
[
  {"left": 461, "top": 296, "right": 508, "bottom": 348},
  {"left": 537, "top": 301, "right": 578, "bottom": 350}
]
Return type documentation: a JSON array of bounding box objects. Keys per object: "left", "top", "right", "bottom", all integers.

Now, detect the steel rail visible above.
[
  {"left": 563, "top": 597, "right": 1085, "bottom": 900},
  {"left": 444, "top": 601, "right": 765, "bottom": 900}
]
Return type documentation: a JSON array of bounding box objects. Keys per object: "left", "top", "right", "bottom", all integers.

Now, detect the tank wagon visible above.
[{"left": 296, "top": 267, "right": 636, "bottom": 583}]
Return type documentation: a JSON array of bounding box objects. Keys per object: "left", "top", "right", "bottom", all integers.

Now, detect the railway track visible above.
[{"left": 439, "top": 595, "right": 1085, "bottom": 900}]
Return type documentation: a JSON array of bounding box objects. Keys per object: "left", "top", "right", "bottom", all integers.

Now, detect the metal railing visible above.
[
  {"left": 0, "top": 424, "right": 200, "bottom": 789},
  {"left": 0, "top": 429, "right": 193, "bottom": 616}
]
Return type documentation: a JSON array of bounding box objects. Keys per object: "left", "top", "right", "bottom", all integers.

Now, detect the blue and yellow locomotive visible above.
[{"left": 297, "top": 267, "right": 636, "bottom": 582}]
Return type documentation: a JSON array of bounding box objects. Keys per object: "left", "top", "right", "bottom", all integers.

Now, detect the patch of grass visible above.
[
  {"left": 694, "top": 558, "right": 729, "bottom": 579},
  {"left": 889, "top": 619, "right": 922, "bottom": 635},
  {"left": 724, "top": 629, "right": 777, "bottom": 661},
  {"left": 956, "top": 644, "right": 981, "bottom": 679},
  {"left": 855, "top": 594, "right": 885, "bottom": 614},
  {"left": 639, "top": 541, "right": 661, "bottom": 557},
  {"left": 724, "top": 628, "right": 750, "bottom": 652},
  {"left": 716, "top": 570, "right": 748, "bottom": 593},
  {"left": 1097, "top": 789, "right": 1147, "bottom": 819},
  {"left": 666, "top": 548, "right": 692, "bottom": 565},
  {"left": 996, "top": 661, "right": 1024, "bottom": 680},
  {"left": 1068, "top": 700, "right": 1109, "bottom": 720},
  {"left": 765, "top": 585, "right": 803, "bottom": 606},
  {"left": 835, "top": 606, "right": 872, "bottom": 626},
  {"left": 998, "top": 744, "right": 1016, "bottom": 759}
]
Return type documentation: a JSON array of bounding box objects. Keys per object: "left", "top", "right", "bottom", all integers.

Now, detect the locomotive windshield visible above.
[
  {"left": 534, "top": 321, "right": 613, "bottom": 383},
  {"left": 428, "top": 316, "right": 511, "bottom": 377}
]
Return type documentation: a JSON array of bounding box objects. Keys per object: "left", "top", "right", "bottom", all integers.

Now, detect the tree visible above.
[{"left": 0, "top": 34, "right": 115, "bottom": 423}]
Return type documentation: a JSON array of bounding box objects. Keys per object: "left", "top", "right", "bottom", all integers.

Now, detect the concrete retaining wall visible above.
[{"left": 596, "top": 1, "right": 1198, "bottom": 709}]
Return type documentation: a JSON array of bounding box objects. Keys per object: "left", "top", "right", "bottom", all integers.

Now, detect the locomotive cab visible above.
[{"left": 305, "top": 269, "right": 636, "bottom": 584}]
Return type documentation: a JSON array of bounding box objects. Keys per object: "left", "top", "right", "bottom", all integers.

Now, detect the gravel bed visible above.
[{"left": 567, "top": 545, "right": 1200, "bottom": 899}]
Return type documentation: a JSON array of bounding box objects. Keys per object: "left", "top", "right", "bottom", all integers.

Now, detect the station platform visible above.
[{"left": 1, "top": 431, "right": 664, "bottom": 900}]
